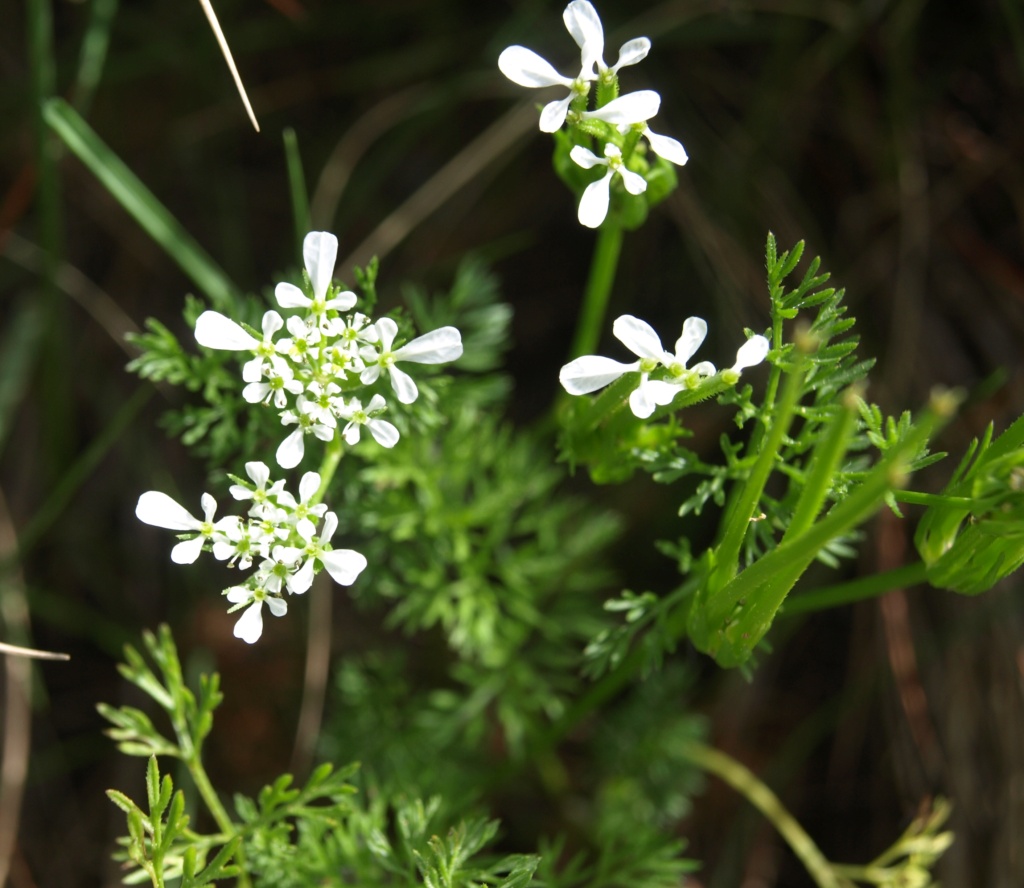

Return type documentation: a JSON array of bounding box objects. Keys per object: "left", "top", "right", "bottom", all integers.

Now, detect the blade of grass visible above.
[
  {"left": 0, "top": 300, "right": 46, "bottom": 459},
  {"left": 283, "top": 127, "right": 311, "bottom": 254},
  {"left": 71, "top": 0, "right": 120, "bottom": 115},
  {"left": 42, "top": 98, "right": 238, "bottom": 311}
]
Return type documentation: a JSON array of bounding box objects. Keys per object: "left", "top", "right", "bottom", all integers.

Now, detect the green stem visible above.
[
  {"left": 186, "top": 757, "right": 236, "bottom": 839},
  {"left": 782, "top": 562, "right": 928, "bottom": 615},
  {"left": 784, "top": 391, "right": 858, "bottom": 542},
  {"left": 312, "top": 435, "right": 344, "bottom": 506},
  {"left": 712, "top": 363, "right": 805, "bottom": 590},
  {"left": 891, "top": 490, "right": 976, "bottom": 508},
  {"left": 679, "top": 742, "right": 845, "bottom": 888},
  {"left": 567, "top": 221, "right": 624, "bottom": 361}
]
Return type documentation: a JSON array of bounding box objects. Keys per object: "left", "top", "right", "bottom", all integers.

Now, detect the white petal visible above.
[
  {"left": 559, "top": 355, "right": 636, "bottom": 394},
  {"left": 359, "top": 364, "right": 382, "bottom": 385},
  {"left": 691, "top": 360, "right": 717, "bottom": 377},
  {"left": 629, "top": 383, "right": 657, "bottom": 419},
  {"left": 225, "top": 586, "right": 251, "bottom": 605},
  {"left": 645, "top": 127, "right": 688, "bottom": 165},
  {"left": 565, "top": 1, "right": 604, "bottom": 59},
  {"left": 246, "top": 461, "right": 270, "bottom": 488},
  {"left": 342, "top": 422, "right": 361, "bottom": 445},
  {"left": 287, "top": 560, "right": 314, "bottom": 595},
  {"left": 578, "top": 173, "right": 612, "bottom": 228},
  {"left": 393, "top": 327, "right": 463, "bottom": 364},
  {"left": 497, "top": 45, "right": 572, "bottom": 88},
  {"left": 242, "top": 382, "right": 268, "bottom": 404},
  {"left": 261, "top": 310, "right": 284, "bottom": 339},
  {"left": 646, "top": 379, "right": 681, "bottom": 407},
  {"left": 619, "top": 167, "right": 648, "bottom": 195},
  {"left": 674, "top": 317, "right": 708, "bottom": 365},
  {"left": 389, "top": 365, "right": 419, "bottom": 404},
  {"left": 366, "top": 393, "right": 388, "bottom": 412},
  {"left": 298, "top": 471, "right": 321, "bottom": 503},
  {"left": 303, "top": 231, "right": 338, "bottom": 300},
  {"left": 613, "top": 315, "right": 668, "bottom": 361},
  {"left": 320, "top": 549, "right": 368, "bottom": 586},
  {"left": 375, "top": 317, "right": 399, "bottom": 352},
  {"left": 582, "top": 90, "right": 660, "bottom": 125},
  {"left": 242, "top": 356, "right": 263, "bottom": 383},
  {"left": 171, "top": 535, "right": 205, "bottom": 565},
  {"left": 733, "top": 335, "right": 771, "bottom": 371},
  {"left": 368, "top": 419, "right": 400, "bottom": 448},
  {"left": 320, "top": 512, "right": 339, "bottom": 544},
  {"left": 266, "top": 596, "right": 288, "bottom": 617},
  {"left": 233, "top": 602, "right": 264, "bottom": 644},
  {"left": 326, "top": 290, "right": 357, "bottom": 311},
  {"left": 276, "top": 428, "right": 305, "bottom": 469},
  {"left": 611, "top": 37, "right": 650, "bottom": 72},
  {"left": 136, "top": 491, "right": 198, "bottom": 531},
  {"left": 274, "top": 282, "right": 311, "bottom": 309},
  {"left": 194, "top": 311, "right": 258, "bottom": 351},
  {"left": 539, "top": 94, "right": 574, "bottom": 133},
  {"left": 200, "top": 493, "right": 217, "bottom": 522},
  {"left": 570, "top": 145, "right": 606, "bottom": 170}
]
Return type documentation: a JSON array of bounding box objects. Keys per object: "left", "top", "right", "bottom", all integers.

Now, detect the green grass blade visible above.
[
  {"left": 283, "top": 127, "right": 311, "bottom": 254},
  {"left": 72, "top": 0, "right": 120, "bottom": 115},
  {"left": 42, "top": 98, "right": 238, "bottom": 311}
]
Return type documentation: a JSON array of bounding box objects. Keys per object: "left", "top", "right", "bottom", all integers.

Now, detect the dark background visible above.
[{"left": 2, "top": 0, "right": 1023, "bottom": 884}]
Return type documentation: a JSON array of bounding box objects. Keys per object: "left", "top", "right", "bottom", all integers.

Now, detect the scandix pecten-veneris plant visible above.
[{"left": 32, "top": 1, "right": 1014, "bottom": 885}]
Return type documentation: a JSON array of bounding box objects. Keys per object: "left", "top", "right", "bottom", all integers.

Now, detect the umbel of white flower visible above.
[
  {"left": 560, "top": 314, "right": 770, "bottom": 418},
  {"left": 498, "top": 1, "right": 688, "bottom": 228},
  {"left": 135, "top": 463, "right": 367, "bottom": 643},
  {"left": 193, "top": 230, "right": 463, "bottom": 468}
]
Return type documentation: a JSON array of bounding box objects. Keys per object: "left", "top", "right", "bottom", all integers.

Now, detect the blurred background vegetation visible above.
[{"left": 2, "top": 0, "right": 1024, "bottom": 884}]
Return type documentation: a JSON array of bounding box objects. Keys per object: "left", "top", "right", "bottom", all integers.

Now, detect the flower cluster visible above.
[
  {"left": 560, "top": 314, "right": 770, "bottom": 418},
  {"left": 136, "top": 462, "right": 367, "bottom": 643},
  {"left": 498, "top": 1, "right": 688, "bottom": 227},
  {"left": 194, "top": 231, "right": 463, "bottom": 468}
]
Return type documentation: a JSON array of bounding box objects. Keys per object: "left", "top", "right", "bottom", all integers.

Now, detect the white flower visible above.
[
  {"left": 274, "top": 231, "right": 357, "bottom": 328},
  {"left": 212, "top": 518, "right": 259, "bottom": 569},
  {"left": 498, "top": 44, "right": 590, "bottom": 132},
  {"left": 241, "top": 310, "right": 286, "bottom": 382},
  {"left": 338, "top": 394, "right": 400, "bottom": 448},
  {"left": 277, "top": 397, "right": 337, "bottom": 469},
  {"left": 275, "top": 314, "right": 321, "bottom": 364},
  {"left": 135, "top": 491, "right": 232, "bottom": 564},
  {"left": 559, "top": 314, "right": 717, "bottom": 418},
  {"left": 276, "top": 470, "right": 328, "bottom": 540},
  {"left": 242, "top": 355, "right": 303, "bottom": 408},
  {"left": 359, "top": 317, "right": 463, "bottom": 404},
  {"left": 569, "top": 143, "right": 648, "bottom": 229},
  {"left": 228, "top": 461, "right": 285, "bottom": 516},
  {"left": 225, "top": 585, "right": 287, "bottom": 644},
  {"left": 564, "top": 0, "right": 649, "bottom": 80},
  {"left": 498, "top": 2, "right": 651, "bottom": 132},
  {"left": 274, "top": 512, "right": 368, "bottom": 595}
]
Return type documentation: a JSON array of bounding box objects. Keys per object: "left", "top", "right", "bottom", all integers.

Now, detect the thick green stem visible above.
[
  {"left": 679, "top": 742, "right": 844, "bottom": 888},
  {"left": 567, "top": 222, "right": 624, "bottom": 362}
]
